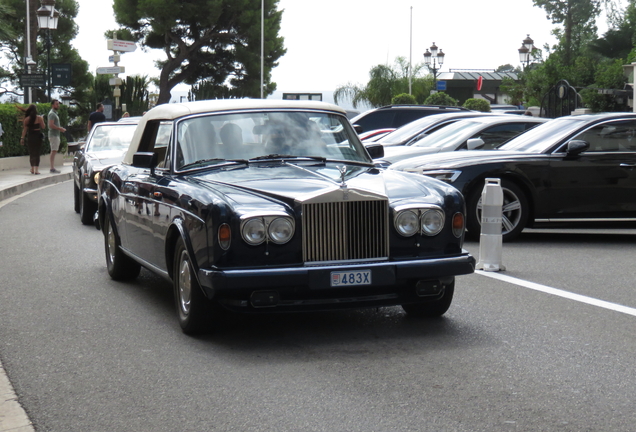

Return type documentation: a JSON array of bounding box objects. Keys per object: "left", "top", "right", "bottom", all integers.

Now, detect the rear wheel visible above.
[
  {"left": 401, "top": 281, "right": 455, "bottom": 318},
  {"left": 80, "top": 190, "right": 97, "bottom": 225},
  {"left": 105, "top": 217, "right": 141, "bottom": 280},
  {"left": 174, "top": 237, "right": 210, "bottom": 334},
  {"left": 466, "top": 180, "right": 529, "bottom": 242}
]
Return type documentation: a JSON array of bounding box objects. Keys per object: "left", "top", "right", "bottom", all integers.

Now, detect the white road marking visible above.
[{"left": 476, "top": 270, "right": 636, "bottom": 317}]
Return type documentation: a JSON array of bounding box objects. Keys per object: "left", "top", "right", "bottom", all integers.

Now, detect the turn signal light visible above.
[
  {"left": 452, "top": 213, "right": 465, "bottom": 238},
  {"left": 218, "top": 223, "right": 231, "bottom": 250}
]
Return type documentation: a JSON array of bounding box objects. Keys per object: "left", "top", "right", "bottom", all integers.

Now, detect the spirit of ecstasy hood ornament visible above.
[{"left": 338, "top": 165, "right": 347, "bottom": 187}]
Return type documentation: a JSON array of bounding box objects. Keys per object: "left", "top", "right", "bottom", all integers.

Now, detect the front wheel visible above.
[
  {"left": 401, "top": 281, "right": 455, "bottom": 318},
  {"left": 80, "top": 190, "right": 97, "bottom": 225},
  {"left": 466, "top": 180, "right": 529, "bottom": 242},
  {"left": 105, "top": 217, "right": 141, "bottom": 280},
  {"left": 173, "top": 237, "right": 210, "bottom": 334},
  {"left": 73, "top": 182, "right": 80, "bottom": 213}
]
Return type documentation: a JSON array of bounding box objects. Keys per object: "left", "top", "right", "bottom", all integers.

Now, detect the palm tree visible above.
[{"left": 334, "top": 57, "right": 433, "bottom": 108}]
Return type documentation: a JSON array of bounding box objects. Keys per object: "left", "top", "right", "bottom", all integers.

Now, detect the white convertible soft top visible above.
[{"left": 123, "top": 99, "right": 346, "bottom": 165}]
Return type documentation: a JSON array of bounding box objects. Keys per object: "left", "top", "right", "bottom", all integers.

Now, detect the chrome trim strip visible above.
[{"left": 535, "top": 218, "right": 636, "bottom": 223}]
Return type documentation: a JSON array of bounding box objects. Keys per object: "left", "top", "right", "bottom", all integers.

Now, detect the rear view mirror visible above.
[{"left": 565, "top": 140, "right": 589, "bottom": 156}]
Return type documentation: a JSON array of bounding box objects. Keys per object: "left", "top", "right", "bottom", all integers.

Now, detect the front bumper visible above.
[{"left": 198, "top": 252, "right": 475, "bottom": 312}]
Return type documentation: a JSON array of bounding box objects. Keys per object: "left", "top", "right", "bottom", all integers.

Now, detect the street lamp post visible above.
[
  {"left": 423, "top": 42, "right": 445, "bottom": 91},
  {"left": 518, "top": 34, "right": 536, "bottom": 69},
  {"left": 36, "top": 0, "right": 59, "bottom": 102}
]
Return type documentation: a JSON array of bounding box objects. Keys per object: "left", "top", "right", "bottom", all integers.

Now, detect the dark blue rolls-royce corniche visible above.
[{"left": 95, "top": 99, "right": 475, "bottom": 334}]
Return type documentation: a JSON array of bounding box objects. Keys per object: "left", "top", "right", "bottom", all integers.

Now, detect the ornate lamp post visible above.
[
  {"left": 518, "top": 34, "right": 536, "bottom": 69},
  {"left": 423, "top": 42, "right": 445, "bottom": 91},
  {"left": 36, "top": 0, "right": 59, "bottom": 102}
]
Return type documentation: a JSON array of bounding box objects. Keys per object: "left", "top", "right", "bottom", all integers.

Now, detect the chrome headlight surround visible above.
[
  {"left": 394, "top": 210, "right": 419, "bottom": 236},
  {"left": 240, "top": 215, "right": 295, "bottom": 246},
  {"left": 394, "top": 206, "right": 445, "bottom": 237}
]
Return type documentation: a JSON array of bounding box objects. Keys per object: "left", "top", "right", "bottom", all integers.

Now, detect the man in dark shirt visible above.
[{"left": 87, "top": 103, "right": 106, "bottom": 132}]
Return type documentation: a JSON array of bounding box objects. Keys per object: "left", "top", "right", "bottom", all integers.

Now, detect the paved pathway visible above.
[{"left": 0, "top": 158, "right": 73, "bottom": 432}]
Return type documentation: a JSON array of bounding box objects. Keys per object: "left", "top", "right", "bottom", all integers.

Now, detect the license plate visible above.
[{"left": 330, "top": 270, "right": 371, "bottom": 287}]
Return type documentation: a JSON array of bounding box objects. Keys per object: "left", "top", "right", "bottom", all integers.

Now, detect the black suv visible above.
[{"left": 350, "top": 105, "right": 471, "bottom": 133}]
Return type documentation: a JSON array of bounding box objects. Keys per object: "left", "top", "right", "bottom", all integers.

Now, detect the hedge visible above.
[{"left": 0, "top": 102, "right": 69, "bottom": 158}]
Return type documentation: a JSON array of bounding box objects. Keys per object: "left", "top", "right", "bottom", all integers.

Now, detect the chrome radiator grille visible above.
[{"left": 302, "top": 200, "right": 389, "bottom": 262}]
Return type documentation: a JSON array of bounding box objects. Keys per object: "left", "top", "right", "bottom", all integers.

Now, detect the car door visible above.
[
  {"left": 123, "top": 121, "right": 175, "bottom": 270},
  {"left": 547, "top": 119, "right": 636, "bottom": 219}
]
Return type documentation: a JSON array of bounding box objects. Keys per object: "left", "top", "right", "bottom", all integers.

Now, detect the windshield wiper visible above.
[
  {"left": 249, "top": 154, "right": 326, "bottom": 162},
  {"left": 180, "top": 158, "right": 249, "bottom": 169}
]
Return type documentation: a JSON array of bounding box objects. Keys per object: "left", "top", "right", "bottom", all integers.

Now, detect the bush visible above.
[
  {"left": 463, "top": 98, "right": 491, "bottom": 112},
  {"left": 0, "top": 103, "right": 68, "bottom": 158},
  {"left": 391, "top": 93, "right": 417, "bottom": 105},
  {"left": 423, "top": 92, "right": 458, "bottom": 106}
]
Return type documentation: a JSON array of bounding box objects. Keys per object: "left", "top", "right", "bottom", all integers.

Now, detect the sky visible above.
[{"left": 72, "top": 0, "right": 614, "bottom": 96}]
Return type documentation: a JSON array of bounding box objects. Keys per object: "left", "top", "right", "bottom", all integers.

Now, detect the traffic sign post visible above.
[
  {"left": 107, "top": 39, "right": 137, "bottom": 52},
  {"left": 96, "top": 66, "right": 126, "bottom": 75}
]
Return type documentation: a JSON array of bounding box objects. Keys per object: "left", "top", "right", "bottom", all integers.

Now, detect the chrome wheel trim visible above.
[
  {"left": 476, "top": 187, "right": 523, "bottom": 236},
  {"left": 107, "top": 223, "right": 117, "bottom": 264},
  {"left": 177, "top": 251, "right": 192, "bottom": 316}
]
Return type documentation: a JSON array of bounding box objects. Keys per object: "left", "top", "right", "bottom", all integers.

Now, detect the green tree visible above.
[
  {"left": 463, "top": 98, "right": 491, "bottom": 112},
  {"left": 424, "top": 92, "right": 458, "bottom": 106},
  {"left": 392, "top": 93, "right": 417, "bottom": 104},
  {"left": 112, "top": 0, "right": 286, "bottom": 104},
  {"left": 532, "top": 0, "right": 601, "bottom": 65},
  {"left": 0, "top": 0, "right": 91, "bottom": 105},
  {"left": 334, "top": 57, "right": 433, "bottom": 108}
]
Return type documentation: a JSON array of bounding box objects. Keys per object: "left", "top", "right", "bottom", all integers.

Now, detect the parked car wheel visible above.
[
  {"left": 466, "top": 180, "right": 529, "bottom": 241},
  {"left": 174, "top": 237, "right": 210, "bottom": 334},
  {"left": 73, "top": 182, "right": 80, "bottom": 213},
  {"left": 401, "top": 280, "right": 455, "bottom": 317},
  {"left": 80, "top": 190, "right": 97, "bottom": 225},
  {"left": 105, "top": 217, "right": 141, "bottom": 280}
]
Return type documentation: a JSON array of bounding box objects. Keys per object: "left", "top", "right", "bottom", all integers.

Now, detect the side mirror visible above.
[
  {"left": 353, "top": 124, "right": 363, "bottom": 134},
  {"left": 467, "top": 138, "right": 485, "bottom": 150},
  {"left": 365, "top": 143, "right": 384, "bottom": 159},
  {"left": 132, "top": 152, "right": 158, "bottom": 175},
  {"left": 565, "top": 140, "right": 589, "bottom": 156}
]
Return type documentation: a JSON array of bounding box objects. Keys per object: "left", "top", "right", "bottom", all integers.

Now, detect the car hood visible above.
[
  {"left": 378, "top": 145, "right": 441, "bottom": 165},
  {"left": 190, "top": 161, "right": 447, "bottom": 206},
  {"left": 388, "top": 149, "right": 533, "bottom": 171},
  {"left": 86, "top": 150, "right": 128, "bottom": 168}
]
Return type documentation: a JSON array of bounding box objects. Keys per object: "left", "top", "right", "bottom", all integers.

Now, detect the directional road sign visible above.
[
  {"left": 96, "top": 66, "right": 125, "bottom": 75},
  {"left": 20, "top": 73, "right": 46, "bottom": 87},
  {"left": 107, "top": 39, "right": 137, "bottom": 52}
]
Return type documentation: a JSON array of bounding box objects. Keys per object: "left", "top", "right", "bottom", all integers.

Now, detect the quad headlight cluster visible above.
[
  {"left": 241, "top": 216, "right": 295, "bottom": 246},
  {"left": 394, "top": 207, "right": 445, "bottom": 237}
]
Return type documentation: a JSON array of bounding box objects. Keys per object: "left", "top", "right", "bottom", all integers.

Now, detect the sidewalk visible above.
[{"left": 0, "top": 154, "right": 72, "bottom": 432}]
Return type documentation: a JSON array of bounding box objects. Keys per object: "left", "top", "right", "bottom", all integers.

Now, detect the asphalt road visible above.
[{"left": 2, "top": 181, "right": 636, "bottom": 431}]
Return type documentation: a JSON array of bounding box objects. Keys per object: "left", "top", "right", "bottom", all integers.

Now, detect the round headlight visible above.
[
  {"left": 421, "top": 209, "right": 444, "bottom": 236},
  {"left": 268, "top": 217, "right": 294, "bottom": 244},
  {"left": 93, "top": 172, "right": 100, "bottom": 185},
  {"left": 242, "top": 219, "right": 266, "bottom": 245},
  {"left": 395, "top": 210, "right": 419, "bottom": 237}
]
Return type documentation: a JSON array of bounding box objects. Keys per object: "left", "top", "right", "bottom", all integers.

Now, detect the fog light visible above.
[
  {"left": 415, "top": 280, "right": 443, "bottom": 297},
  {"left": 250, "top": 291, "right": 280, "bottom": 308}
]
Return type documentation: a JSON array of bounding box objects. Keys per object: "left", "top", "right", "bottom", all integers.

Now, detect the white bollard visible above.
[{"left": 476, "top": 178, "right": 506, "bottom": 271}]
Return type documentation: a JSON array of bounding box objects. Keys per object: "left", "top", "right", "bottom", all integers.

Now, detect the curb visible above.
[{"left": 0, "top": 171, "right": 72, "bottom": 202}]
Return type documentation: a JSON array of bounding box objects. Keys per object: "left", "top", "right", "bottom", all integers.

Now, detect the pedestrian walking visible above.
[
  {"left": 48, "top": 99, "right": 66, "bottom": 174},
  {"left": 20, "top": 104, "right": 46, "bottom": 175},
  {"left": 87, "top": 103, "right": 106, "bottom": 132}
]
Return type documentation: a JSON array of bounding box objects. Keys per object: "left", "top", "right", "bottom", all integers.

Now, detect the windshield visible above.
[
  {"left": 86, "top": 124, "right": 137, "bottom": 152},
  {"left": 408, "top": 119, "right": 488, "bottom": 149},
  {"left": 499, "top": 117, "right": 587, "bottom": 153},
  {"left": 379, "top": 115, "right": 452, "bottom": 145},
  {"left": 175, "top": 110, "right": 370, "bottom": 170}
]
